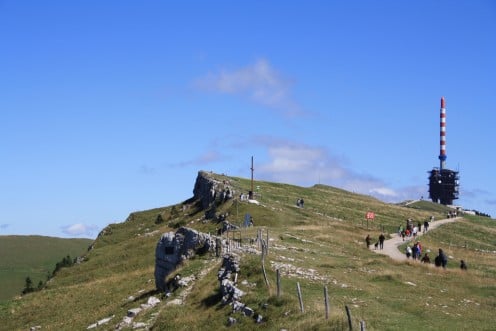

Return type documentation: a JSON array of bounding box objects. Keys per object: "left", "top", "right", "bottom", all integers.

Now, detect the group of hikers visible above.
[
  {"left": 406, "top": 245, "right": 467, "bottom": 270},
  {"left": 405, "top": 243, "right": 447, "bottom": 267},
  {"left": 398, "top": 217, "right": 432, "bottom": 241},
  {"left": 365, "top": 216, "right": 468, "bottom": 271}
]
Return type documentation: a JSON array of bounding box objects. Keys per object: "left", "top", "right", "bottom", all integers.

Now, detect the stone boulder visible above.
[{"left": 154, "top": 227, "right": 216, "bottom": 292}]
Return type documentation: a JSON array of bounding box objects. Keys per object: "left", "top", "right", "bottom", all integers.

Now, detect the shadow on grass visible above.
[{"left": 201, "top": 289, "right": 223, "bottom": 309}]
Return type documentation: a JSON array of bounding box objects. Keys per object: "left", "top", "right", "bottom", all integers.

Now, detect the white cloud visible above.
[
  {"left": 256, "top": 141, "right": 352, "bottom": 186},
  {"left": 61, "top": 223, "right": 99, "bottom": 237},
  {"left": 369, "top": 187, "right": 398, "bottom": 198},
  {"left": 252, "top": 138, "right": 422, "bottom": 203},
  {"left": 195, "top": 59, "right": 302, "bottom": 115}
]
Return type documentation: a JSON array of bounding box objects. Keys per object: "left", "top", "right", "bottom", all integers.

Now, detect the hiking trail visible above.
[{"left": 370, "top": 217, "right": 460, "bottom": 261}]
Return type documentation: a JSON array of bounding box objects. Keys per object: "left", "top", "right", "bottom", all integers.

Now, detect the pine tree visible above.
[{"left": 22, "top": 276, "right": 34, "bottom": 294}]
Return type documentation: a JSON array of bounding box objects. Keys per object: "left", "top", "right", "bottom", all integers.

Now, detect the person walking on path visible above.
[
  {"left": 379, "top": 233, "right": 386, "bottom": 250},
  {"left": 365, "top": 234, "right": 371, "bottom": 249},
  {"left": 412, "top": 243, "right": 420, "bottom": 260},
  {"left": 405, "top": 245, "right": 412, "bottom": 259}
]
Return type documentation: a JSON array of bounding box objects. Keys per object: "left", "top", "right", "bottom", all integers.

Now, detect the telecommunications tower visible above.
[{"left": 428, "top": 97, "right": 459, "bottom": 205}]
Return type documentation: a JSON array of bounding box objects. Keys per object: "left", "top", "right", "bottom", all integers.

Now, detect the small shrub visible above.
[{"left": 155, "top": 214, "right": 164, "bottom": 224}]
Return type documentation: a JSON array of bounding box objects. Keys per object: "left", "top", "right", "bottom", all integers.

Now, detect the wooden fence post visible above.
[
  {"left": 360, "top": 320, "right": 366, "bottom": 331},
  {"left": 261, "top": 242, "right": 270, "bottom": 289},
  {"left": 276, "top": 269, "right": 281, "bottom": 297},
  {"left": 345, "top": 305, "right": 353, "bottom": 331},
  {"left": 297, "top": 282, "right": 304, "bottom": 313},
  {"left": 324, "top": 286, "right": 329, "bottom": 320}
]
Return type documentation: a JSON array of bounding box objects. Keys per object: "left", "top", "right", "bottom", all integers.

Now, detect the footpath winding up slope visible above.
[{"left": 371, "top": 217, "right": 460, "bottom": 261}]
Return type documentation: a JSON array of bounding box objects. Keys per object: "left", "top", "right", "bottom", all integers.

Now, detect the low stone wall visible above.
[{"left": 218, "top": 253, "right": 263, "bottom": 325}]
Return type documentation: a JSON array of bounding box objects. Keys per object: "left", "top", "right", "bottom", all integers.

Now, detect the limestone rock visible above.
[{"left": 155, "top": 227, "right": 216, "bottom": 292}]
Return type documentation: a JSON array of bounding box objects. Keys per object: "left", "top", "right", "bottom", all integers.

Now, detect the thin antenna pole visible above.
[{"left": 250, "top": 156, "right": 254, "bottom": 199}]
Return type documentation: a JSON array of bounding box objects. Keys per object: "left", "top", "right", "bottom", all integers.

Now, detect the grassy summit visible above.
[{"left": 1, "top": 171, "right": 495, "bottom": 330}]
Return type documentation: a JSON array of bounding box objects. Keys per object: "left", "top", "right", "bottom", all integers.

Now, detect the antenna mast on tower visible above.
[{"left": 439, "top": 97, "right": 447, "bottom": 170}]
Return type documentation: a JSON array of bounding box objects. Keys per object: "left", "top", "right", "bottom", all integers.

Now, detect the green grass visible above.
[
  {"left": 0, "top": 172, "right": 495, "bottom": 330},
  {"left": 0, "top": 235, "right": 93, "bottom": 302}
]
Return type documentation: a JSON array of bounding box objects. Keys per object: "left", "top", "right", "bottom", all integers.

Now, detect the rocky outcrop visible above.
[
  {"left": 192, "top": 171, "right": 235, "bottom": 219},
  {"left": 154, "top": 227, "right": 217, "bottom": 292},
  {"left": 193, "top": 171, "right": 221, "bottom": 210}
]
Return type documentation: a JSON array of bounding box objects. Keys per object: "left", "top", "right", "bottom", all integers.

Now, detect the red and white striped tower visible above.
[{"left": 439, "top": 97, "right": 447, "bottom": 170}]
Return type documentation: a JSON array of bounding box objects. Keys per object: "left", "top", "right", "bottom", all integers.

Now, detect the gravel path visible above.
[{"left": 370, "top": 217, "right": 460, "bottom": 261}]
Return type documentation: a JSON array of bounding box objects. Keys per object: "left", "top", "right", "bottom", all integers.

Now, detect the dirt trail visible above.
[{"left": 370, "top": 217, "right": 461, "bottom": 261}]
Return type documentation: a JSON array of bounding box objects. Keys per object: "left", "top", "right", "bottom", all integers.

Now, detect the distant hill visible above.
[
  {"left": 0, "top": 235, "right": 93, "bottom": 301},
  {"left": 0, "top": 171, "right": 494, "bottom": 330}
]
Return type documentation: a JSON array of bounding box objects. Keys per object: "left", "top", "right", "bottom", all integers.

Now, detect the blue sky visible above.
[{"left": 1, "top": 1, "right": 495, "bottom": 238}]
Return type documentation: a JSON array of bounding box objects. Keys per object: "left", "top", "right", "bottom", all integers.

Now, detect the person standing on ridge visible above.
[
  {"left": 423, "top": 220, "right": 429, "bottom": 233},
  {"left": 378, "top": 233, "right": 385, "bottom": 250}
]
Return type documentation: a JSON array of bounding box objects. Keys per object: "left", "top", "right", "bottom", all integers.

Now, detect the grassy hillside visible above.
[
  {"left": 0, "top": 172, "right": 495, "bottom": 330},
  {"left": 0, "top": 236, "right": 93, "bottom": 302}
]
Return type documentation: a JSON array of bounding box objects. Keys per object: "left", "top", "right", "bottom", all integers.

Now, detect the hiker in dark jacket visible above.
[
  {"left": 378, "top": 233, "right": 386, "bottom": 250},
  {"left": 421, "top": 253, "right": 431, "bottom": 264},
  {"left": 365, "top": 234, "right": 371, "bottom": 249},
  {"left": 436, "top": 248, "right": 448, "bottom": 268}
]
